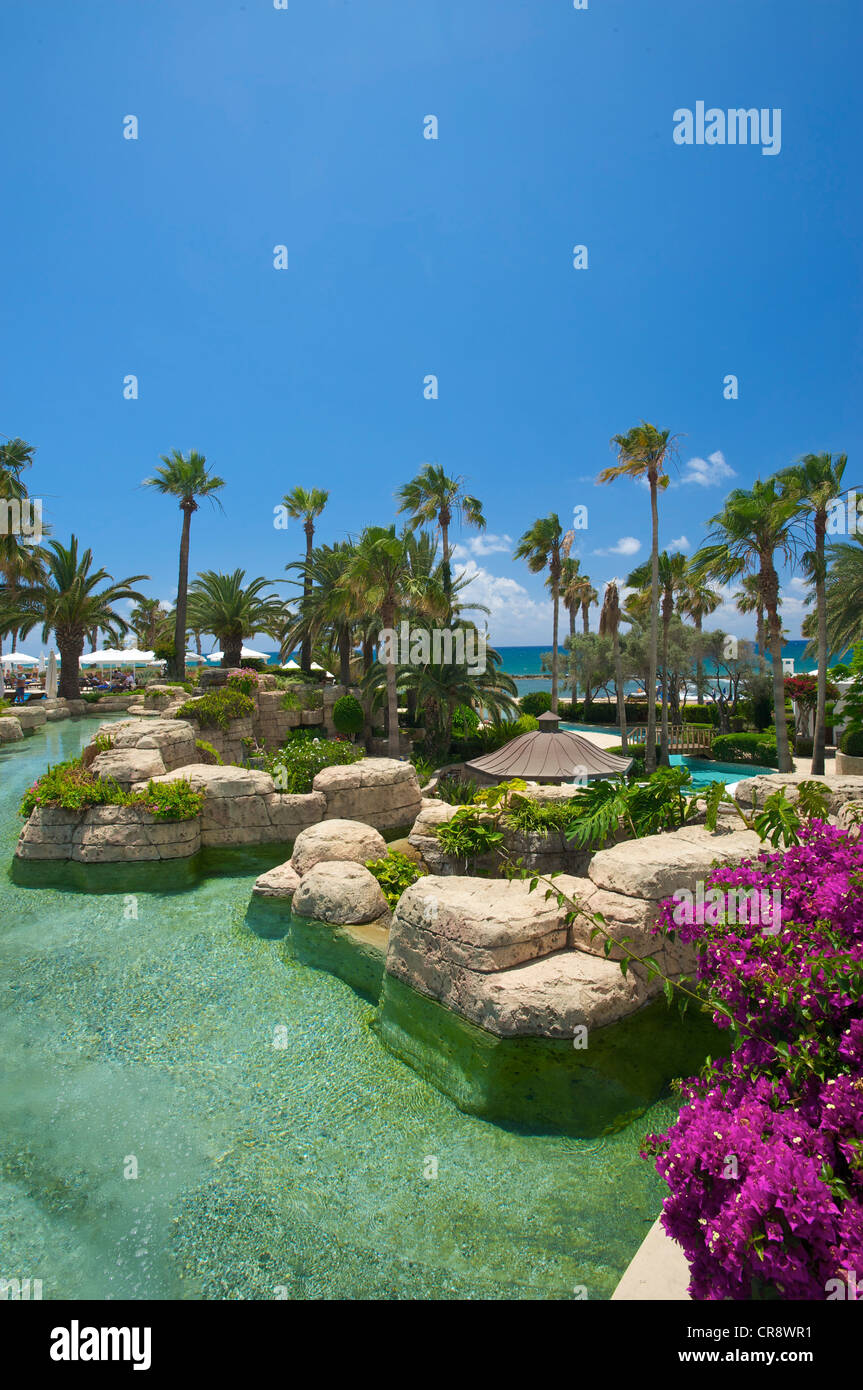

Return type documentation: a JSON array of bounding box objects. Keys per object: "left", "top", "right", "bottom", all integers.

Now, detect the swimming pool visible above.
[
  {"left": 0, "top": 718, "right": 679, "bottom": 1300},
  {"left": 668, "top": 755, "right": 775, "bottom": 789}
]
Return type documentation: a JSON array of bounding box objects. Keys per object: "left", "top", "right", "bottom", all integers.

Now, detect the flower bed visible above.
[
  {"left": 643, "top": 821, "right": 863, "bottom": 1300},
  {"left": 20, "top": 757, "right": 204, "bottom": 822}
]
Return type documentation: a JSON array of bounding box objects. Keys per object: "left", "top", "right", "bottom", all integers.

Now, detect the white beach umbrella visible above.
[
  {"left": 310, "top": 662, "right": 334, "bottom": 678},
  {"left": 206, "top": 645, "right": 269, "bottom": 662},
  {"left": 119, "top": 648, "right": 156, "bottom": 665},
  {"left": 45, "top": 651, "right": 58, "bottom": 700},
  {"left": 283, "top": 659, "right": 301, "bottom": 669},
  {"left": 80, "top": 649, "right": 127, "bottom": 666},
  {"left": 1, "top": 652, "right": 39, "bottom": 666}
]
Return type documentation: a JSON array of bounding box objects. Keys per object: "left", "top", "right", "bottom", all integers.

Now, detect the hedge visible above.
[
  {"left": 840, "top": 727, "right": 863, "bottom": 757},
  {"left": 711, "top": 732, "right": 780, "bottom": 768}
]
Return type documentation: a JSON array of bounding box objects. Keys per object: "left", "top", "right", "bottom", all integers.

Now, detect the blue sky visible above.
[{"left": 2, "top": 0, "right": 861, "bottom": 650}]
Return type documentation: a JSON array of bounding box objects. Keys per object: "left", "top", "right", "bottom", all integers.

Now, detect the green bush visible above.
[
  {"left": 263, "top": 733, "right": 364, "bottom": 794},
  {"left": 711, "top": 732, "right": 780, "bottom": 768},
  {"left": 226, "top": 669, "right": 260, "bottom": 696},
  {"left": 280, "top": 690, "right": 301, "bottom": 711},
  {"left": 136, "top": 779, "right": 204, "bottom": 821},
  {"left": 519, "top": 691, "right": 552, "bottom": 717},
  {"left": 436, "top": 775, "right": 479, "bottom": 805},
  {"left": 504, "top": 797, "right": 582, "bottom": 833},
  {"left": 195, "top": 739, "right": 224, "bottom": 765},
  {"left": 840, "top": 727, "right": 863, "bottom": 756},
  {"left": 451, "top": 704, "right": 481, "bottom": 739},
  {"left": 20, "top": 759, "right": 203, "bottom": 820},
  {"left": 476, "top": 714, "right": 538, "bottom": 751},
  {"left": 365, "top": 850, "right": 427, "bottom": 909},
  {"left": 175, "top": 688, "right": 255, "bottom": 731},
  {"left": 80, "top": 691, "right": 106, "bottom": 704},
  {"left": 796, "top": 737, "right": 814, "bottom": 758},
  {"left": 332, "top": 694, "right": 364, "bottom": 737}
]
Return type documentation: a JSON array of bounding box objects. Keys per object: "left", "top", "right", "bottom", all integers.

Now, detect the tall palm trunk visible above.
[
  {"left": 440, "top": 511, "right": 452, "bottom": 618},
  {"left": 301, "top": 520, "right": 314, "bottom": 673},
  {"left": 660, "top": 593, "right": 671, "bottom": 757},
  {"left": 57, "top": 629, "right": 83, "bottom": 700},
  {"left": 568, "top": 605, "right": 577, "bottom": 702},
  {"left": 338, "top": 625, "right": 351, "bottom": 688},
  {"left": 646, "top": 475, "right": 659, "bottom": 773},
  {"left": 694, "top": 613, "right": 704, "bottom": 701},
  {"left": 382, "top": 600, "right": 400, "bottom": 757},
  {"left": 614, "top": 628, "right": 627, "bottom": 751},
  {"left": 223, "top": 632, "right": 243, "bottom": 667},
  {"left": 173, "top": 503, "right": 193, "bottom": 681},
  {"left": 550, "top": 577, "right": 560, "bottom": 714},
  {"left": 812, "top": 513, "right": 828, "bottom": 776},
  {"left": 762, "top": 557, "right": 793, "bottom": 772}
]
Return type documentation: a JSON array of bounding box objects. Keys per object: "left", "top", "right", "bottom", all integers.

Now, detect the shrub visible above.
[
  {"left": 505, "top": 797, "right": 582, "bottom": 833},
  {"left": 436, "top": 775, "right": 479, "bottom": 805},
  {"left": 644, "top": 823, "right": 863, "bottom": 1300},
  {"left": 796, "top": 736, "right": 814, "bottom": 758},
  {"left": 711, "top": 732, "right": 780, "bottom": 768},
  {"left": 451, "top": 704, "right": 481, "bottom": 739},
  {"left": 410, "top": 754, "right": 436, "bottom": 784},
  {"left": 175, "top": 688, "right": 255, "bottom": 731},
  {"left": 332, "top": 694, "right": 364, "bottom": 737},
  {"left": 520, "top": 691, "right": 552, "bottom": 717},
  {"left": 365, "top": 850, "right": 427, "bottom": 908},
  {"left": 280, "top": 690, "right": 301, "bottom": 711},
  {"left": 20, "top": 759, "right": 203, "bottom": 821},
  {"left": 136, "top": 779, "right": 204, "bottom": 821},
  {"left": 195, "top": 739, "right": 224, "bottom": 765},
  {"left": 841, "top": 727, "right": 863, "bottom": 757},
  {"left": 81, "top": 691, "right": 106, "bottom": 704},
  {"left": 475, "top": 714, "right": 538, "bottom": 752},
  {"left": 227, "top": 668, "right": 260, "bottom": 696},
  {"left": 263, "top": 733, "right": 364, "bottom": 794}
]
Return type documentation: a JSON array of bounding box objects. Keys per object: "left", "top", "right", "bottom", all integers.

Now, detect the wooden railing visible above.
[{"left": 627, "top": 724, "right": 713, "bottom": 755}]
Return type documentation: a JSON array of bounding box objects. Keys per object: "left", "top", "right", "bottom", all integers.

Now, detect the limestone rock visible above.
[
  {"left": 252, "top": 861, "right": 302, "bottom": 899},
  {"left": 290, "top": 818, "right": 387, "bottom": 876},
  {"left": 734, "top": 773, "right": 863, "bottom": 816},
  {"left": 90, "top": 747, "right": 167, "bottom": 787},
  {"left": 139, "top": 763, "right": 275, "bottom": 797},
  {"left": 314, "top": 757, "right": 422, "bottom": 831},
  {"left": 388, "top": 875, "right": 568, "bottom": 975},
  {"left": 588, "top": 828, "right": 762, "bottom": 901},
  {"left": 14, "top": 706, "right": 47, "bottom": 730},
  {"left": 292, "top": 861, "right": 390, "bottom": 925},
  {"left": 0, "top": 716, "right": 24, "bottom": 742}
]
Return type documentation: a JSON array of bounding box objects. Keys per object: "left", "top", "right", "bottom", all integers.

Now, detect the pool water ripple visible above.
[{"left": 0, "top": 719, "right": 678, "bottom": 1299}]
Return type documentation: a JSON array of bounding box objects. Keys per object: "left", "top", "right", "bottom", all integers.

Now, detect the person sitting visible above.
[{"left": 14, "top": 677, "right": 27, "bottom": 704}]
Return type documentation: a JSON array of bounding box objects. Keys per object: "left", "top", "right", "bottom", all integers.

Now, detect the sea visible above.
[{"left": 266, "top": 639, "right": 835, "bottom": 701}]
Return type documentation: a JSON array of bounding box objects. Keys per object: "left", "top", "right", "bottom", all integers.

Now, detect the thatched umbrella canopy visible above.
[{"left": 465, "top": 711, "right": 632, "bottom": 785}]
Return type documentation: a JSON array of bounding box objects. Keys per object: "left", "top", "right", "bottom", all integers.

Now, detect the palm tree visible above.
[
  {"left": 16, "top": 537, "right": 148, "bottom": 699},
  {"left": 396, "top": 645, "right": 518, "bottom": 762},
  {"left": 129, "top": 598, "right": 170, "bottom": 651},
  {"left": 599, "top": 422, "right": 675, "bottom": 773},
  {"left": 559, "top": 557, "right": 583, "bottom": 701},
  {"left": 677, "top": 565, "right": 721, "bottom": 701},
  {"left": 185, "top": 570, "right": 284, "bottom": 668},
  {"left": 576, "top": 577, "right": 598, "bottom": 635},
  {"left": 0, "top": 437, "right": 36, "bottom": 497},
  {"left": 285, "top": 541, "right": 357, "bottom": 686},
  {"left": 514, "top": 515, "right": 569, "bottom": 714},
  {"left": 693, "top": 481, "right": 798, "bottom": 772},
  {"left": 397, "top": 464, "right": 486, "bottom": 617},
  {"left": 734, "top": 573, "right": 770, "bottom": 657},
  {"left": 824, "top": 535, "right": 863, "bottom": 653},
  {"left": 143, "top": 450, "right": 225, "bottom": 680},
  {"left": 628, "top": 551, "right": 688, "bottom": 757},
  {"left": 599, "top": 581, "right": 627, "bottom": 750},
  {"left": 778, "top": 452, "right": 849, "bottom": 775},
  {"left": 282, "top": 487, "right": 329, "bottom": 672},
  {"left": 340, "top": 526, "right": 445, "bottom": 757}
]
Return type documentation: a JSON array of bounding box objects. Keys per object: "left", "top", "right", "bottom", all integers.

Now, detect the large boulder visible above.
[
  {"left": 139, "top": 763, "right": 275, "bottom": 796},
  {"left": 734, "top": 773, "right": 863, "bottom": 815},
  {"left": 314, "top": 757, "right": 422, "bottom": 831},
  {"left": 14, "top": 706, "right": 47, "bottom": 730},
  {"left": 290, "top": 818, "right": 387, "bottom": 876},
  {"left": 292, "top": 861, "right": 389, "bottom": 925},
  {"left": 387, "top": 875, "right": 568, "bottom": 978},
  {"left": 252, "top": 861, "right": 302, "bottom": 899},
  {"left": 92, "top": 717, "right": 197, "bottom": 771},
  {"left": 0, "top": 716, "right": 24, "bottom": 742},
  {"left": 407, "top": 799, "right": 461, "bottom": 870},
  {"left": 90, "top": 747, "right": 167, "bottom": 788},
  {"left": 587, "top": 828, "right": 762, "bottom": 901}
]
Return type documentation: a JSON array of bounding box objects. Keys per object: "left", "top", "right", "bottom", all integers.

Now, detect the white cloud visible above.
[
  {"left": 679, "top": 451, "right": 736, "bottom": 488},
  {"left": 452, "top": 532, "right": 512, "bottom": 560},
  {"left": 593, "top": 536, "right": 641, "bottom": 557},
  {"left": 669, "top": 535, "right": 690, "bottom": 552},
  {"left": 454, "top": 560, "right": 550, "bottom": 644}
]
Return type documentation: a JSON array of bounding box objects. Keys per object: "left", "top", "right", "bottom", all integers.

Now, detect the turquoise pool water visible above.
[
  {"left": 668, "top": 755, "right": 776, "bottom": 789},
  {"left": 0, "top": 719, "right": 680, "bottom": 1300}
]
